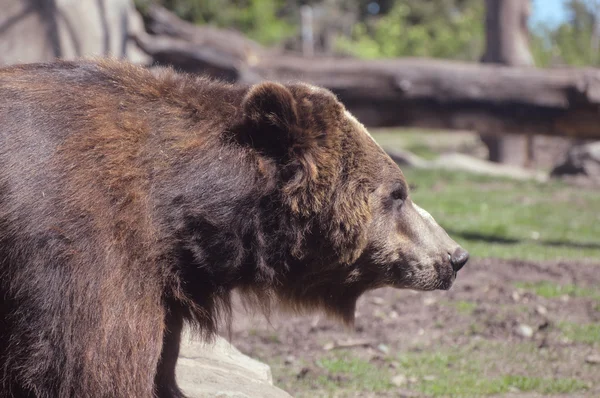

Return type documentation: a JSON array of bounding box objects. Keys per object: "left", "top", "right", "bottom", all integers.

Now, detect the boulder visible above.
[
  {"left": 551, "top": 141, "right": 600, "bottom": 180},
  {"left": 386, "top": 150, "right": 547, "bottom": 181},
  {"left": 433, "top": 153, "right": 547, "bottom": 181},
  {"left": 177, "top": 331, "right": 292, "bottom": 398}
]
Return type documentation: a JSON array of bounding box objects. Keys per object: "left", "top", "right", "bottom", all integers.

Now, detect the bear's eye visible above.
[{"left": 391, "top": 188, "right": 405, "bottom": 205}]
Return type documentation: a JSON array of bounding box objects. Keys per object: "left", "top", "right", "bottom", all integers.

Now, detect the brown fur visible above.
[{"left": 0, "top": 59, "right": 466, "bottom": 397}]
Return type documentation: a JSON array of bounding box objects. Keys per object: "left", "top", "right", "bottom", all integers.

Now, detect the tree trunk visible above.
[{"left": 481, "top": 0, "right": 534, "bottom": 165}]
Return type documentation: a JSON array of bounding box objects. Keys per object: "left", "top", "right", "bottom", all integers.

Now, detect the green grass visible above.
[
  {"left": 286, "top": 343, "right": 590, "bottom": 397},
  {"left": 315, "top": 353, "right": 393, "bottom": 393},
  {"left": 370, "top": 129, "right": 600, "bottom": 262},
  {"left": 400, "top": 168, "right": 600, "bottom": 261},
  {"left": 560, "top": 322, "right": 600, "bottom": 344},
  {"left": 397, "top": 344, "right": 589, "bottom": 397},
  {"left": 447, "top": 300, "right": 478, "bottom": 315},
  {"left": 515, "top": 281, "right": 600, "bottom": 300},
  {"left": 501, "top": 375, "right": 589, "bottom": 395}
]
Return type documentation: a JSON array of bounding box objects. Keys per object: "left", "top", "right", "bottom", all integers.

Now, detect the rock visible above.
[
  {"left": 322, "top": 342, "right": 335, "bottom": 351},
  {"left": 386, "top": 149, "right": 430, "bottom": 168},
  {"left": 585, "top": 355, "right": 600, "bottom": 364},
  {"left": 296, "top": 367, "right": 310, "bottom": 379},
  {"left": 515, "top": 324, "right": 534, "bottom": 338},
  {"left": 391, "top": 374, "right": 407, "bottom": 387},
  {"left": 551, "top": 141, "right": 600, "bottom": 180},
  {"left": 177, "top": 330, "right": 291, "bottom": 398},
  {"left": 432, "top": 153, "right": 547, "bottom": 181},
  {"left": 423, "top": 297, "right": 437, "bottom": 306},
  {"left": 284, "top": 355, "right": 296, "bottom": 365},
  {"left": 535, "top": 305, "right": 548, "bottom": 316},
  {"left": 377, "top": 344, "right": 390, "bottom": 354},
  {"left": 387, "top": 150, "right": 548, "bottom": 181}
]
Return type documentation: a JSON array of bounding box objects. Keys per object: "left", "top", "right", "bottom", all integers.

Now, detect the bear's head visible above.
[{"left": 233, "top": 82, "right": 468, "bottom": 323}]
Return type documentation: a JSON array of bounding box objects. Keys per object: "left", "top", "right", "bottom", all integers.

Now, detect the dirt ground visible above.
[{"left": 229, "top": 258, "right": 600, "bottom": 397}]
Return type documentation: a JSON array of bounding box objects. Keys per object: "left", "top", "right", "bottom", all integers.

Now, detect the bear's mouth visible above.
[
  {"left": 387, "top": 259, "right": 457, "bottom": 291},
  {"left": 436, "top": 270, "right": 456, "bottom": 290},
  {"left": 434, "top": 261, "right": 457, "bottom": 290}
]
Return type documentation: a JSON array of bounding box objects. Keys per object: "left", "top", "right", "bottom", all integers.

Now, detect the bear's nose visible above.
[{"left": 450, "top": 247, "right": 469, "bottom": 272}]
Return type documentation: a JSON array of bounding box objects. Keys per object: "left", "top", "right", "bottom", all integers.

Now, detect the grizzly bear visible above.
[{"left": 0, "top": 59, "right": 468, "bottom": 397}]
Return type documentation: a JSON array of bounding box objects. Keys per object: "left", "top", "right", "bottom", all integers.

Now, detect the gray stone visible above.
[
  {"left": 177, "top": 330, "right": 291, "bottom": 398},
  {"left": 585, "top": 354, "right": 600, "bottom": 365},
  {"left": 515, "top": 324, "right": 534, "bottom": 338},
  {"left": 433, "top": 153, "right": 547, "bottom": 181},
  {"left": 387, "top": 149, "right": 547, "bottom": 181},
  {"left": 551, "top": 141, "right": 600, "bottom": 180}
]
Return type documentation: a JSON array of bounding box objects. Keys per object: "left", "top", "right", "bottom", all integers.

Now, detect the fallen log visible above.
[{"left": 135, "top": 6, "right": 600, "bottom": 139}]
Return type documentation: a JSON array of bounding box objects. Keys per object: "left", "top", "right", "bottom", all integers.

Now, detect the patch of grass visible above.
[
  {"left": 370, "top": 130, "right": 600, "bottom": 261},
  {"left": 397, "top": 344, "right": 589, "bottom": 397},
  {"left": 276, "top": 340, "right": 592, "bottom": 397},
  {"left": 447, "top": 300, "right": 478, "bottom": 315},
  {"left": 398, "top": 350, "right": 505, "bottom": 396},
  {"left": 501, "top": 375, "right": 589, "bottom": 395},
  {"left": 515, "top": 281, "right": 600, "bottom": 301},
  {"left": 399, "top": 167, "right": 600, "bottom": 262},
  {"left": 315, "top": 352, "right": 393, "bottom": 393},
  {"left": 560, "top": 322, "right": 600, "bottom": 344}
]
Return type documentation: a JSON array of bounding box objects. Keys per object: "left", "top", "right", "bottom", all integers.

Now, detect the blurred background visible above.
[{"left": 1, "top": 0, "right": 599, "bottom": 397}]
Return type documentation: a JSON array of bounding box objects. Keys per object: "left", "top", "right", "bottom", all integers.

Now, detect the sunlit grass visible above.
[
  {"left": 397, "top": 344, "right": 588, "bottom": 397},
  {"left": 515, "top": 281, "right": 600, "bottom": 300},
  {"left": 316, "top": 354, "right": 393, "bottom": 392},
  {"left": 560, "top": 322, "right": 600, "bottom": 345},
  {"left": 401, "top": 168, "right": 600, "bottom": 262},
  {"left": 370, "top": 130, "right": 600, "bottom": 262},
  {"left": 285, "top": 343, "right": 589, "bottom": 397}
]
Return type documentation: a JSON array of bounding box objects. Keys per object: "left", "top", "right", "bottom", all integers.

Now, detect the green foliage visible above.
[
  {"left": 335, "top": 0, "right": 485, "bottom": 60},
  {"left": 531, "top": 0, "right": 600, "bottom": 66},
  {"left": 141, "top": 0, "right": 600, "bottom": 66},
  {"left": 143, "top": 0, "right": 295, "bottom": 45}
]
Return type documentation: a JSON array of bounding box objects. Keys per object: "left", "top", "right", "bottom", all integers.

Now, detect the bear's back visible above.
[{"left": 0, "top": 60, "right": 245, "bottom": 272}]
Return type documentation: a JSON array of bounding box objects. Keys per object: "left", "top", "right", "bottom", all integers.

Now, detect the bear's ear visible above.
[{"left": 237, "top": 82, "right": 299, "bottom": 159}]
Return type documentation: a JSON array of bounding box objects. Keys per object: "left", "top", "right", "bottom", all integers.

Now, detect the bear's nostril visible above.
[{"left": 450, "top": 247, "right": 469, "bottom": 272}]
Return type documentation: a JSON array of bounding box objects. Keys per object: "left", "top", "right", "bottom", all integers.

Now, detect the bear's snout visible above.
[{"left": 450, "top": 247, "right": 469, "bottom": 272}]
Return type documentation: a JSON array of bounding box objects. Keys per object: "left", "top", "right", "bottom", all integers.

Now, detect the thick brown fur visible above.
[{"left": 0, "top": 59, "right": 466, "bottom": 397}]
